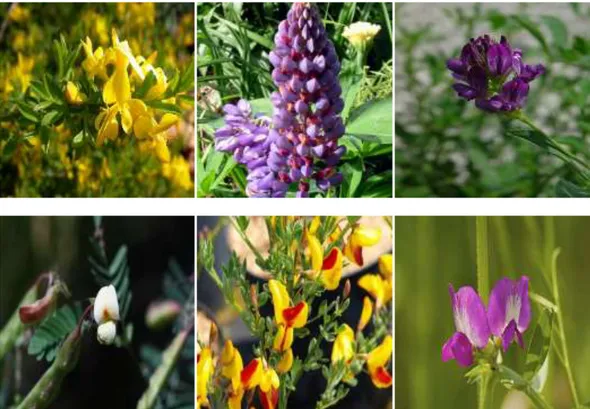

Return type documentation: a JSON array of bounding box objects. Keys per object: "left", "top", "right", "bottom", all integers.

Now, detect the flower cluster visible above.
[
  {"left": 447, "top": 35, "right": 545, "bottom": 112},
  {"left": 442, "top": 276, "right": 530, "bottom": 367},
  {"left": 215, "top": 2, "right": 346, "bottom": 197},
  {"left": 93, "top": 284, "right": 120, "bottom": 345}
]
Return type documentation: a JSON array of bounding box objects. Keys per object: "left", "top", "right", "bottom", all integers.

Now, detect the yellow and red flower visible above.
[
  {"left": 197, "top": 347, "right": 213, "bottom": 408},
  {"left": 366, "top": 335, "right": 393, "bottom": 388},
  {"left": 306, "top": 231, "right": 344, "bottom": 290},
  {"left": 343, "top": 225, "right": 381, "bottom": 266},
  {"left": 269, "top": 280, "right": 308, "bottom": 352}
]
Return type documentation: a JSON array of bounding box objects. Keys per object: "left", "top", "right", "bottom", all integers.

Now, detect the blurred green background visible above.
[{"left": 395, "top": 216, "right": 590, "bottom": 409}]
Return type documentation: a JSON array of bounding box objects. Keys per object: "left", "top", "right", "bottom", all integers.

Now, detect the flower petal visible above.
[
  {"left": 321, "top": 247, "right": 343, "bottom": 290},
  {"left": 331, "top": 324, "right": 355, "bottom": 364},
  {"left": 487, "top": 276, "right": 530, "bottom": 338},
  {"left": 93, "top": 284, "right": 120, "bottom": 324},
  {"left": 269, "top": 279, "right": 289, "bottom": 325},
  {"left": 358, "top": 296, "right": 373, "bottom": 331},
  {"left": 282, "top": 301, "right": 308, "bottom": 328},
  {"left": 442, "top": 331, "right": 473, "bottom": 367},
  {"left": 449, "top": 285, "right": 490, "bottom": 348}
]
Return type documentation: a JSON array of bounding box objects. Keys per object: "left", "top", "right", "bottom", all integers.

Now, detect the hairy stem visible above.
[{"left": 550, "top": 250, "right": 580, "bottom": 408}]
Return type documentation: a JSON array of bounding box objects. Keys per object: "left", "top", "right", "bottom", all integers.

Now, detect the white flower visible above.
[
  {"left": 93, "top": 284, "right": 120, "bottom": 325},
  {"left": 97, "top": 321, "right": 117, "bottom": 345},
  {"left": 342, "top": 22, "right": 381, "bottom": 48}
]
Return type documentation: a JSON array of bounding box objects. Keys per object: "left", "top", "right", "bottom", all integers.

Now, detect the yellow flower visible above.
[
  {"left": 11, "top": 31, "right": 26, "bottom": 51},
  {"left": 331, "top": 324, "right": 355, "bottom": 364},
  {"left": 357, "top": 296, "right": 373, "bottom": 332},
  {"left": 378, "top": 254, "right": 392, "bottom": 279},
  {"left": 358, "top": 273, "right": 392, "bottom": 309},
  {"left": 306, "top": 230, "right": 323, "bottom": 272},
  {"left": 81, "top": 37, "right": 109, "bottom": 81},
  {"left": 366, "top": 335, "right": 393, "bottom": 388},
  {"left": 197, "top": 347, "right": 213, "bottom": 408},
  {"left": 162, "top": 156, "right": 193, "bottom": 190},
  {"left": 343, "top": 225, "right": 381, "bottom": 266},
  {"left": 269, "top": 280, "right": 308, "bottom": 352},
  {"left": 320, "top": 247, "right": 343, "bottom": 290},
  {"left": 259, "top": 366, "right": 280, "bottom": 409},
  {"left": 221, "top": 340, "right": 243, "bottom": 391},
  {"left": 65, "top": 82, "right": 86, "bottom": 105},
  {"left": 9, "top": 5, "right": 30, "bottom": 23},
  {"left": 134, "top": 113, "right": 179, "bottom": 163},
  {"left": 277, "top": 349, "right": 293, "bottom": 374},
  {"left": 342, "top": 22, "right": 381, "bottom": 48},
  {"left": 3, "top": 53, "right": 35, "bottom": 96}
]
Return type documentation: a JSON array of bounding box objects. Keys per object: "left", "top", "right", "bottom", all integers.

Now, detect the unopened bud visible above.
[
  {"left": 250, "top": 284, "right": 259, "bottom": 311},
  {"left": 146, "top": 300, "right": 181, "bottom": 331},
  {"left": 343, "top": 279, "right": 351, "bottom": 299}
]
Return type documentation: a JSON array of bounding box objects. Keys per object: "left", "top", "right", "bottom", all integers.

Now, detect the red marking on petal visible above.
[
  {"left": 282, "top": 302, "right": 305, "bottom": 327},
  {"left": 322, "top": 248, "right": 339, "bottom": 270},
  {"left": 259, "top": 387, "right": 279, "bottom": 409},
  {"left": 241, "top": 359, "right": 259, "bottom": 386},
  {"left": 374, "top": 367, "right": 392, "bottom": 386},
  {"left": 352, "top": 244, "right": 363, "bottom": 266}
]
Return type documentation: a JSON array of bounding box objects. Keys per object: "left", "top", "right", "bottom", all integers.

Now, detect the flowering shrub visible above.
[
  {"left": 197, "top": 3, "right": 393, "bottom": 198},
  {"left": 0, "top": 3, "right": 194, "bottom": 197},
  {"left": 396, "top": 4, "right": 590, "bottom": 197},
  {"left": 0, "top": 216, "right": 194, "bottom": 409},
  {"left": 197, "top": 216, "right": 393, "bottom": 408}
]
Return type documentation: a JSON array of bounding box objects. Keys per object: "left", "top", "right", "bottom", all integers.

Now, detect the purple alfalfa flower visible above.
[
  {"left": 442, "top": 285, "right": 491, "bottom": 367},
  {"left": 215, "top": 100, "right": 288, "bottom": 197},
  {"left": 447, "top": 35, "right": 545, "bottom": 112},
  {"left": 487, "top": 276, "right": 531, "bottom": 352},
  {"left": 267, "top": 2, "right": 346, "bottom": 197}
]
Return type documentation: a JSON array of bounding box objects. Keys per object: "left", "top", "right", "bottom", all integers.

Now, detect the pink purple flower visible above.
[
  {"left": 447, "top": 35, "right": 544, "bottom": 112},
  {"left": 442, "top": 275, "right": 531, "bottom": 367}
]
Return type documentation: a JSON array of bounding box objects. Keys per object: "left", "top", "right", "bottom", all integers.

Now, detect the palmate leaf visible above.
[
  {"left": 27, "top": 303, "right": 82, "bottom": 362},
  {"left": 88, "top": 218, "right": 133, "bottom": 322}
]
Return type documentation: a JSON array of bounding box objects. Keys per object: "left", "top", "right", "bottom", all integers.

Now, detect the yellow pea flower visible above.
[
  {"left": 378, "top": 254, "right": 392, "bottom": 279},
  {"left": 81, "top": 37, "right": 109, "bottom": 81},
  {"left": 320, "top": 247, "right": 343, "bottom": 290},
  {"left": 358, "top": 273, "right": 392, "bottom": 309},
  {"left": 9, "top": 5, "right": 31, "bottom": 23},
  {"left": 162, "top": 156, "right": 193, "bottom": 190},
  {"left": 309, "top": 216, "right": 321, "bottom": 235},
  {"left": 357, "top": 296, "right": 373, "bottom": 332},
  {"left": 197, "top": 347, "right": 213, "bottom": 408},
  {"left": 65, "top": 82, "right": 86, "bottom": 105},
  {"left": 269, "top": 280, "right": 308, "bottom": 352},
  {"left": 306, "top": 230, "right": 323, "bottom": 273},
  {"left": 277, "top": 348, "right": 293, "bottom": 374},
  {"left": 221, "top": 340, "right": 243, "bottom": 391},
  {"left": 134, "top": 113, "right": 179, "bottom": 163},
  {"left": 241, "top": 358, "right": 263, "bottom": 390},
  {"left": 366, "top": 335, "right": 393, "bottom": 388},
  {"left": 343, "top": 225, "right": 381, "bottom": 266},
  {"left": 259, "top": 366, "right": 280, "bottom": 409},
  {"left": 331, "top": 324, "right": 355, "bottom": 364}
]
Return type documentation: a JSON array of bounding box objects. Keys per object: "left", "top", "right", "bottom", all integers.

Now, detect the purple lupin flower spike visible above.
[
  {"left": 447, "top": 35, "right": 545, "bottom": 112},
  {"left": 442, "top": 285, "right": 491, "bottom": 367},
  {"left": 267, "top": 2, "right": 346, "bottom": 197},
  {"left": 487, "top": 276, "right": 531, "bottom": 351},
  {"left": 214, "top": 100, "right": 287, "bottom": 197}
]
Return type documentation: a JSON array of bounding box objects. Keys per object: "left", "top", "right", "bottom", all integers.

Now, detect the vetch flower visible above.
[
  {"left": 197, "top": 347, "right": 213, "bottom": 409},
  {"left": 366, "top": 335, "right": 393, "bottom": 388},
  {"left": 442, "top": 285, "right": 491, "bottom": 367},
  {"left": 487, "top": 276, "right": 531, "bottom": 351},
  {"left": 342, "top": 22, "right": 381, "bottom": 48},
  {"left": 269, "top": 279, "right": 309, "bottom": 352},
  {"left": 343, "top": 225, "right": 381, "bottom": 266},
  {"left": 447, "top": 35, "right": 544, "bottom": 112},
  {"left": 93, "top": 284, "right": 120, "bottom": 324}
]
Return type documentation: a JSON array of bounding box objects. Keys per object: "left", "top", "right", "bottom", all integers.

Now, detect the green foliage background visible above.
[
  {"left": 395, "top": 3, "right": 590, "bottom": 197},
  {"left": 395, "top": 216, "right": 590, "bottom": 409}
]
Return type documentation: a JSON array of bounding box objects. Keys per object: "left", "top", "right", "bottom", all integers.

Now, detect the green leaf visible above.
[
  {"left": 145, "top": 101, "right": 183, "bottom": 115},
  {"left": 345, "top": 97, "right": 392, "bottom": 144},
  {"left": 216, "top": 17, "right": 274, "bottom": 49},
  {"left": 16, "top": 102, "right": 39, "bottom": 123},
  {"left": 28, "top": 303, "right": 82, "bottom": 362},
  {"left": 541, "top": 15, "right": 568, "bottom": 47},
  {"left": 555, "top": 179, "right": 589, "bottom": 197},
  {"left": 512, "top": 15, "right": 550, "bottom": 55}
]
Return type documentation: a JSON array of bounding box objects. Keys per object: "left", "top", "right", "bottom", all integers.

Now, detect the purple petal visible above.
[
  {"left": 442, "top": 331, "right": 474, "bottom": 367},
  {"left": 449, "top": 285, "right": 491, "bottom": 349},
  {"left": 487, "top": 44, "right": 513, "bottom": 77},
  {"left": 488, "top": 276, "right": 531, "bottom": 338}
]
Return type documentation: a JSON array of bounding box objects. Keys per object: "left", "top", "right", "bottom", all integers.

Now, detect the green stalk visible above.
[
  {"left": 380, "top": 2, "right": 393, "bottom": 44},
  {"left": 0, "top": 285, "right": 37, "bottom": 361},
  {"left": 475, "top": 216, "right": 490, "bottom": 409},
  {"left": 497, "top": 365, "right": 554, "bottom": 409},
  {"left": 550, "top": 251, "right": 580, "bottom": 408}
]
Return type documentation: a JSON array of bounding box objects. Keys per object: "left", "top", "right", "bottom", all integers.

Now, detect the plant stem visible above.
[
  {"left": 550, "top": 251, "right": 580, "bottom": 408},
  {"left": 498, "top": 365, "right": 554, "bottom": 409},
  {"left": 229, "top": 216, "right": 266, "bottom": 263},
  {"left": 475, "top": 216, "right": 490, "bottom": 409},
  {"left": 380, "top": 2, "right": 393, "bottom": 44}
]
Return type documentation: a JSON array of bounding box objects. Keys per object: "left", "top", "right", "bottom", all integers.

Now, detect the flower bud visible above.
[
  {"left": 97, "top": 321, "right": 117, "bottom": 345},
  {"left": 145, "top": 300, "right": 181, "bottom": 331},
  {"left": 65, "top": 81, "right": 86, "bottom": 105}
]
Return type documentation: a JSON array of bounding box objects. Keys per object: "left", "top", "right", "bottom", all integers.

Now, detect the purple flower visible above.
[
  {"left": 267, "top": 2, "right": 346, "bottom": 196},
  {"left": 442, "top": 285, "right": 491, "bottom": 367},
  {"left": 447, "top": 35, "right": 545, "bottom": 112},
  {"left": 487, "top": 276, "right": 531, "bottom": 351}
]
